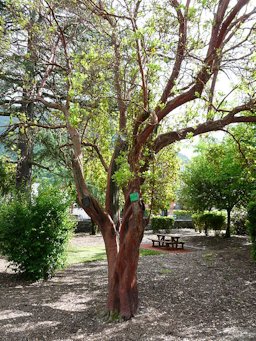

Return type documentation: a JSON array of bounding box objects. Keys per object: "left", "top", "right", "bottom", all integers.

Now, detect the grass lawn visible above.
[{"left": 66, "top": 245, "right": 161, "bottom": 265}]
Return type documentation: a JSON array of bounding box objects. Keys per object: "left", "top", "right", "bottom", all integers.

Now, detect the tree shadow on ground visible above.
[
  {"left": 0, "top": 262, "right": 110, "bottom": 341},
  {"left": 0, "top": 237, "right": 256, "bottom": 341}
]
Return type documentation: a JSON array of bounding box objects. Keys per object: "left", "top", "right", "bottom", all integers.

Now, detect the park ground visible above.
[{"left": 0, "top": 229, "right": 256, "bottom": 341}]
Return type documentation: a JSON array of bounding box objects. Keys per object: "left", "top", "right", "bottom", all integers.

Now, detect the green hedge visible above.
[
  {"left": 247, "top": 201, "right": 256, "bottom": 260},
  {"left": 192, "top": 212, "right": 226, "bottom": 236},
  {"left": 173, "top": 210, "right": 192, "bottom": 219},
  {"left": 151, "top": 216, "right": 174, "bottom": 233},
  {"left": 0, "top": 186, "right": 75, "bottom": 280}
]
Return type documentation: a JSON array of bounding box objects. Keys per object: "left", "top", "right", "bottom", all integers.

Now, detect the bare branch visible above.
[
  {"left": 37, "top": 36, "right": 61, "bottom": 97},
  {"left": 154, "top": 100, "right": 256, "bottom": 153},
  {"left": 36, "top": 96, "right": 64, "bottom": 111},
  {"left": 137, "top": 0, "right": 251, "bottom": 146},
  {"left": 207, "top": 69, "right": 219, "bottom": 116},
  {"left": 220, "top": 128, "right": 249, "bottom": 166},
  {"left": 215, "top": 0, "right": 250, "bottom": 49},
  {"left": 223, "top": 19, "right": 256, "bottom": 54},
  {"left": 112, "top": 32, "right": 127, "bottom": 130},
  {"left": 0, "top": 124, "right": 19, "bottom": 140},
  {"left": 131, "top": 16, "right": 148, "bottom": 112},
  {"left": 159, "top": 0, "right": 190, "bottom": 104},
  {"left": 82, "top": 142, "right": 109, "bottom": 172},
  {"left": 30, "top": 161, "right": 53, "bottom": 172}
]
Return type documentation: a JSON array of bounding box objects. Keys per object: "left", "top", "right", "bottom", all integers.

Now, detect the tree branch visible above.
[
  {"left": 159, "top": 0, "right": 189, "bottom": 104},
  {"left": 131, "top": 16, "right": 148, "bottom": 112},
  {"left": 154, "top": 101, "right": 256, "bottom": 153},
  {"left": 220, "top": 128, "right": 249, "bottom": 166},
  {"left": 30, "top": 161, "right": 53, "bottom": 172},
  {"left": 36, "top": 95, "right": 64, "bottom": 111},
  {"left": 137, "top": 0, "right": 251, "bottom": 146},
  {"left": 82, "top": 142, "right": 109, "bottom": 172}
]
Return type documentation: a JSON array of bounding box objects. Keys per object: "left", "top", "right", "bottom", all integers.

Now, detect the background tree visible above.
[
  {"left": 1, "top": 0, "right": 256, "bottom": 319},
  {"left": 180, "top": 139, "right": 253, "bottom": 237},
  {"left": 0, "top": 0, "right": 65, "bottom": 192}
]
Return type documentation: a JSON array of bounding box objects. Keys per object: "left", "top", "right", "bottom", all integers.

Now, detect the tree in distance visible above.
[{"left": 180, "top": 137, "right": 254, "bottom": 237}]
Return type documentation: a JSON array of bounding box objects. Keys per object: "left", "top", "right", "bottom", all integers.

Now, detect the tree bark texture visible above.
[
  {"left": 106, "top": 201, "right": 144, "bottom": 319},
  {"left": 16, "top": 102, "right": 34, "bottom": 191},
  {"left": 225, "top": 209, "right": 231, "bottom": 238},
  {"left": 71, "top": 145, "right": 144, "bottom": 319},
  {"left": 16, "top": 20, "right": 37, "bottom": 192},
  {"left": 16, "top": 129, "right": 33, "bottom": 190}
]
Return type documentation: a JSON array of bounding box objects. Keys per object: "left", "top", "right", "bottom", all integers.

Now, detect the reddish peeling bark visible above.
[
  {"left": 72, "top": 147, "right": 145, "bottom": 320},
  {"left": 107, "top": 202, "right": 144, "bottom": 319},
  {"left": 107, "top": 245, "right": 140, "bottom": 319},
  {"left": 28, "top": 0, "right": 256, "bottom": 323}
]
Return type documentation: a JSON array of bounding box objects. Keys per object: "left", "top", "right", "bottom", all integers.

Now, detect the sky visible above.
[{"left": 179, "top": 130, "right": 226, "bottom": 159}]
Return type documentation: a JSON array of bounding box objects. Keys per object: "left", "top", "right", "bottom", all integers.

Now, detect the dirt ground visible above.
[{"left": 0, "top": 229, "right": 256, "bottom": 341}]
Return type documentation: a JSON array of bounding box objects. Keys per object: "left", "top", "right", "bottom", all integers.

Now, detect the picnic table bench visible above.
[{"left": 151, "top": 234, "right": 185, "bottom": 249}]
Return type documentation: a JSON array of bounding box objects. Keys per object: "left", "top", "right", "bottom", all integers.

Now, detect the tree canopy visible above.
[
  {"left": 180, "top": 135, "right": 255, "bottom": 237},
  {"left": 0, "top": 0, "right": 256, "bottom": 319}
]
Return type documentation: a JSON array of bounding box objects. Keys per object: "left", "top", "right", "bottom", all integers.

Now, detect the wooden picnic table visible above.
[{"left": 151, "top": 234, "right": 185, "bottom": 249}]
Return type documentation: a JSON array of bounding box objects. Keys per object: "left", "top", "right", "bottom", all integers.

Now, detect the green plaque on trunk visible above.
[{"left": 130, "top": 192, "right": 139, "bottom": 202}]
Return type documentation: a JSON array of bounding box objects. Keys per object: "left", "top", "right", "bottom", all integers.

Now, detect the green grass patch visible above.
[
  {"left": 202, "top": 252, "right": 216, "bottom": 265},
  {"left": 66, "top": 245, "right": 161, "bottom": 266},
  {"left": 160, "top": 268, "right": 173, "bottom": 274},
  {"left": 139, "top": 248, "right": 162, "bottom": 256},
  {"left": 67, "top": 245, "right": 107, "bottom": 265}
]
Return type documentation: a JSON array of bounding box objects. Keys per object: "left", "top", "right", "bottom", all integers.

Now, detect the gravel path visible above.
[{"left": 0, "top": 230, "right": 255, "bottom": 341}]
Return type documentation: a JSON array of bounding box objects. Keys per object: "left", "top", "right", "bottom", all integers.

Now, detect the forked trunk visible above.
[{"left": 69, "top": 124, "right": 145, "bottom": 320}]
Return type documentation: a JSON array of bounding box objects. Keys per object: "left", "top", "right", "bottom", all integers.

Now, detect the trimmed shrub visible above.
[
  {"left": 173, "top": 210, "right": 192, "bottom": 220},
  {"left": 0, "top": 186, "right": 75, "bottom": 280},
  {"left": 151, "top": 216, "right": 174, "bottom": 233},
  {"left": 192, "top": 212, "right": 226, "bottom": 236},
  {"left": 247, "top": 201, "right": 256, "bottom": 260}
]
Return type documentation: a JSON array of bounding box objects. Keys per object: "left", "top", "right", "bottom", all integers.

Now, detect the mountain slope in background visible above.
[{"left": 0, "top": 116, "right": 11, "bottom": 155}]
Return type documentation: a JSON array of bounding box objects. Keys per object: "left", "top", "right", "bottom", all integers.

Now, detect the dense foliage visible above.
[
  {"left": 0, "top": 0, "right": 256, "bottom": 319},
  {"left": 192, "top": 212, "right": 226, "bottom": 236},
  {"left": 141, "top": 146, "right": 179, "bottom": 213},
  {"left": 180, "top": 139, "right": 253, "bottom": 237},
  {"left": 151, "top": 216, "right": 174, "bottom": 233},
  {"left": 0, "top": 186, "right": 75, "bottom": 280},
  {"left": 0, "top": 156, "right": 15, "bottom": 196},
  {"left": 173, "top": 210, "right": 192, "bottom": 220}
]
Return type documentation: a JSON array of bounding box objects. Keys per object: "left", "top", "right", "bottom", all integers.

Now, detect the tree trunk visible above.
[
  {"left": 16, "top": 21, "right": 36, "bottom": 192},
  {"left": 16, "top": 131, "right": 33, "bottom": 191},
  {"left": 16, "top": 102, "right": 34, "bottom": 192},
  {"left": 225, "top": 209, "right": 231, "bottom": 238},
  {"left": 69, "top": 124, "right": 144, "bottom": 320},
  {"left": 105, "top": 196, "right": 144, "bottom": 320},
  {"left": 107, "top": 246, "right": 140, "bottom": 320},
  {"left": 90, "top": 218, "right": 98, "bottom": 235},
  {"left": 106, "top": 209, "right": 144, "bottom": 320}
]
